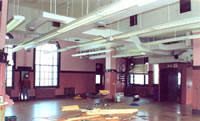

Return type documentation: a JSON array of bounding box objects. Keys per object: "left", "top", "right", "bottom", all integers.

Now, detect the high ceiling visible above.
[{"left": 6, "top": 0, "right": 200, "bottom": 63}]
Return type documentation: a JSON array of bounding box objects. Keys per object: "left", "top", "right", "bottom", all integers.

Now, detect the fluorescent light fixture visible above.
[
  {"left": 112, "top": 52, "right": 146, "bottom": 58},
  {"left": 7, "top": 15, "right": 25, "bottom": 33},
  {"left": 72, "top": 49, "right": 112, "bottom": 57},
  {"left": 89, "top": 55, "right": 106, "bottom": 60},
  {"left": 26, "top": 11, "right": 76, "bottom": 31}
]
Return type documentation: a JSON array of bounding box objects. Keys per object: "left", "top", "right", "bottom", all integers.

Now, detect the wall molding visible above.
[
  {"left": 15, "top": 66, "right": 33, "bottom": 72},
  {"left": 193, "top": 66, "right": 200, "bottom": 70},
  {"left": 60, "top": 70, "right": 96, "bottom": 74},
  {"left": 192, "top": 109, "right": 200, "bottom": 115}
]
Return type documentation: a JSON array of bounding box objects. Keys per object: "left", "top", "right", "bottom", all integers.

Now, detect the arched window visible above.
[
  {"left": 35, "top": 43, "right": 59, "bottom": 87},
  {"left": 5, "top": 34, "right": 14, "bottom": 87}
]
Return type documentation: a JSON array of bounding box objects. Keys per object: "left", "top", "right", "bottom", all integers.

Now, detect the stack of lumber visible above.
[{"left": 59, "top": 105, "right": 138, "bottom": 121}]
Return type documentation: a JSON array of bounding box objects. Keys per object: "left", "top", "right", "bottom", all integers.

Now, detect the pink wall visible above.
[
  {"left": 57, "top": 72, "right": 96, "bottom": 95},
  {"left": 192, "top": 69, "right": 200, "bottom": 109},
  {"left": 59, "top": 40, "right": 97, "bottom": 71},
  {"left": 15, "top": 49, "right": 34, "bottom": 69},
  {"left": 193, "top": 33, "right": 200, "bottom": 66},
  {"left": 186, "top": 66, "right": 193, "bottom": 105}
]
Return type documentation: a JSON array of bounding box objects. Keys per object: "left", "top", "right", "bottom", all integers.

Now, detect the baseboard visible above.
[
  {"left": 192, "top": 109, "right": 200, "bottom": 115},
  {"left": 55, "top": 95, "right": 65, "bottom": 98}
]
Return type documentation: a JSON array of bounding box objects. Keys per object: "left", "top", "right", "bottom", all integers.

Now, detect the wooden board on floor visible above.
[
  {"left": 63, "top": 115, "right": 101, "bottom": 121},
  {"left": 83, "top": 109, "right": 138, "bottom": 115},
  {"left": 61, "top": 105, "right": 80, "bottom": 111}
]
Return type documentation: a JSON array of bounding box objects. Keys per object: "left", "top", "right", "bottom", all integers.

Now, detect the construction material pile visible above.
[{"left": 58, "top": 105, "right": 138, "bottom": 121}]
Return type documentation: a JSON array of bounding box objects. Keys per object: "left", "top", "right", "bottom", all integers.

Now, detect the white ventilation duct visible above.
[
  {"left": 125, "top": 37, "right": 171, "bottom": 55},
  {"left": 149, "top": 56, "right": 185, "bottom": 64}
]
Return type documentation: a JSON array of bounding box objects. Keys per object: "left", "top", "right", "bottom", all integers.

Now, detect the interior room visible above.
[{"left": 0, "top": 0, "right": 200, "bottom": 121}]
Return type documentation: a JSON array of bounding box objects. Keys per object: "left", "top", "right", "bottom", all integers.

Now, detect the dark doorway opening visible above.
[
  {"left": 95, "top": 63, "right": 104, "bottom": 93},
  {"left": 160, "top": 68, "right": 181, "bottom": 103}
]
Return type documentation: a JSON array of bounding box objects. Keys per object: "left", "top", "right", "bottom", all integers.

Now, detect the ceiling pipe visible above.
[
  {"left": 72, "top": 49, "right": 112, "bottom": 57},
  {"left": 12, "top": 0, "right": 154, "bottom": 52}
]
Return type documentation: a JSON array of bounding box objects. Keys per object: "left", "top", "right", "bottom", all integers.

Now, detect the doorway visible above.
[
  {"left": 95, "top": 63, "right": 104, "bottom": 93},
  {"left": 160, "top": 68, "right": 181, "bottom": 103}
]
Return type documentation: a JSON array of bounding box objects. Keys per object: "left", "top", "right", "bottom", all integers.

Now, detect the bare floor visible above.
[{"left": 5, "top": 97, "right": 200, "bottom": 121}]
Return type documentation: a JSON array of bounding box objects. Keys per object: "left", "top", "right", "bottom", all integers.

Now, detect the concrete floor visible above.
[{"left": 4, "top": 97, "right": 200, "bottom": 121}]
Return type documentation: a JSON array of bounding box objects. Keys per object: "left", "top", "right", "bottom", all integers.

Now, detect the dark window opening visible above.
[
  {"left": 130, "top": 14, "right": 138, "bottom": 26},
  {"left": 180, "top": 0, "right": 191, "bottom": 13}
]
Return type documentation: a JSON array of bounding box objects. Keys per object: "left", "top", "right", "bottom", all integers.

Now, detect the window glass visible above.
[
  {"left": 96, "top": 75, "right": 101, "bottom": 84},
  {"left": 5, "top": 43, "right": 14, "bottom": 87},
  {"left": 134, "top": 74, "right": 145, "bottom": 85},
  {"left": 153, "top": 64, "right": 159, "bottom": 84},
  {"left": 35, "top": 43, "right": 58, "bottom": 87}
]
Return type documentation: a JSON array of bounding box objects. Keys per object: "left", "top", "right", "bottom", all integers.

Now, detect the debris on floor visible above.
[{"left": 59, "top": 105, "right": 138, "bottom": 121}]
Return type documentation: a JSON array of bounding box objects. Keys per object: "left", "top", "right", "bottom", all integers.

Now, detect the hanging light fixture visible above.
[{"left": 6, "top": 15, "right": 25, "bottom": 33}]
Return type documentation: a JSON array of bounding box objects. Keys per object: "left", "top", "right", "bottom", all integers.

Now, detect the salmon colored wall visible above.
[
  {"left": 59, "top": 40, "right": 97, "bottom": 72},
  {"left": 15, "top": 49, "right": 34, "bottom": 69},
  {"left": 192, "top": 69, "right": 200, "bottom": 110},
  {"left": 186, "top": 66, "right": 193, "bottom": 105},
  {"left": 193, "top": 33, "right": 200, "bottom": 66},
  {"left": 56, "top": 72, "right": 96, "bottom": 95}
]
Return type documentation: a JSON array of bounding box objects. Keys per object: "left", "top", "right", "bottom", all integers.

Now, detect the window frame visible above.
[
  {"left": 129, "top": 73, "right": 149, "bottom": 86},
  {"left": 5, "top": 33, "right": 15, "bottom": 89},
  {"left": 34, "top": 42, "right": 60, "bottom": 88}
]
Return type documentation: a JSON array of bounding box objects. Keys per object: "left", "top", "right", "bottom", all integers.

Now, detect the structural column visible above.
[
  {"left": 105, "top": 48, "right": 117, "bottom": 99},
  {"left": 192, "top": 32, "right": 200, "bottom": 115},
  {"left": 0, "top": 0, "right": 9, "bottom": 120}
]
